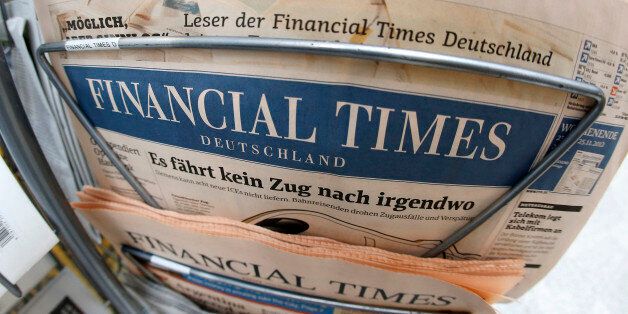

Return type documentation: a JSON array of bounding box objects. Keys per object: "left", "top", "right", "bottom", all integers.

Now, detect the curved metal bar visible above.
[
  {"left": 39, "top": 37, "right": 604, "bottom": 101},
  {"left": 37, "top": 36, "right": 605, "bottom": 258},
  {"left": 0, "top": 48, "right": 143, "bottom": 313},
  {"left": 35, "top": 49, "right": 161, "bottom": 209},
  {"left": 0, "top": 272, "right": 21, "bottom": 298}
]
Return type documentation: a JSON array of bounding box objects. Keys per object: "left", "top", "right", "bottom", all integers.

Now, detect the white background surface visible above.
[
  {"left": 0, "top": 158, "right": 57, "bottom": 295},
  {"left": 494, "top": 157, "right": 628, "bottom": 313}
]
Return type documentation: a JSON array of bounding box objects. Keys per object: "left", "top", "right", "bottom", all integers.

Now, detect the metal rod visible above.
[
  {"left": 39, "top": 37, "right": 604, "bottom": 100},
  {"left": 35, "top": 49, "right": 160, "bottom": 208},
  {"left": 0, "top": 272, "right": 21, "bottom": 298},
  {"left": 0, "top": 47, "right": 144, "bottom": 313},
  {"left": 37, "top": 37, "right": 605, "bottom": 258}
]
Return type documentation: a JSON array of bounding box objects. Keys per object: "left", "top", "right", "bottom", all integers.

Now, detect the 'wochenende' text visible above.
[{"left": 85, "top": 78, "right": 512, "bottom": 162}]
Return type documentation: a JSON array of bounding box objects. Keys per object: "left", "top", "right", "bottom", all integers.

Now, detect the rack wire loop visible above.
[{"left": 37, "top": 36, "right": 605, "bottom": 258}]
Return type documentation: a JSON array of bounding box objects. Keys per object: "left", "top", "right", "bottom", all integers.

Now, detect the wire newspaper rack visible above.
[{"left": 0, "top": 36, "right": 605, "bottom": 313}]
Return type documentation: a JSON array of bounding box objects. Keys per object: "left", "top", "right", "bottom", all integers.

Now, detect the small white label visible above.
[{"left": 65, "top": 38, "right": 120, "bottom": 51}]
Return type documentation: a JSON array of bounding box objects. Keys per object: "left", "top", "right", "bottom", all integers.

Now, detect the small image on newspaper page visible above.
[{"left": 554, "top": 150, "right": 605, "bottom": 195}]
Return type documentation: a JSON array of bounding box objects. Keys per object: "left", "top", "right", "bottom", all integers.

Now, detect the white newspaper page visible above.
[{"left": 35, "top": 0, "right": 628, "bottom": 298}]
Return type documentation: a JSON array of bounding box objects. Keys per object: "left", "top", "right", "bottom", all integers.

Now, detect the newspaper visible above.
[
  {"left": 35, "top": 0, "right": 628, "bottom": 299},
  {"left": 149, "top": 266, "right": 479, "bottom": 313},
  {"left": 76, "top": 205, "right": 495, "bottom": 313}
]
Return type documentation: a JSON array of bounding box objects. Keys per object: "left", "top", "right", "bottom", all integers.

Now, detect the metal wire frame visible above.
[
  {"left": 37, "top": 36, "right": 606, "bottom": 256},
  {"left": 0, "top": 47, "right": 143, "bottom": 312},
  {"left": 32, "top": 36, "right": 604, "bottom": 311}
]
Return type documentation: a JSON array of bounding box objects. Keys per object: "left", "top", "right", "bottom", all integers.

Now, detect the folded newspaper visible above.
[
  {"left": 73, "top": 186, "right": 523, "bottom": 312},
  {"left": 36, "top": 0, "right": 627, "bottom": 302}
]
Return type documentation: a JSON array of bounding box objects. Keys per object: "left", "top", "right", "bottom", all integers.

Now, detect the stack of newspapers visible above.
[
  {"left": 35, "top": 0, "right": 628, "bottom": 312},
  {"left": 74, "top": 186, "right": 520, "bottom": 312}
]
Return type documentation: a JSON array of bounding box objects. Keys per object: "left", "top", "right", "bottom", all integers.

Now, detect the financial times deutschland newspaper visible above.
[{"left": 37, "top": 0, "right": 627, "bottom": 299}]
